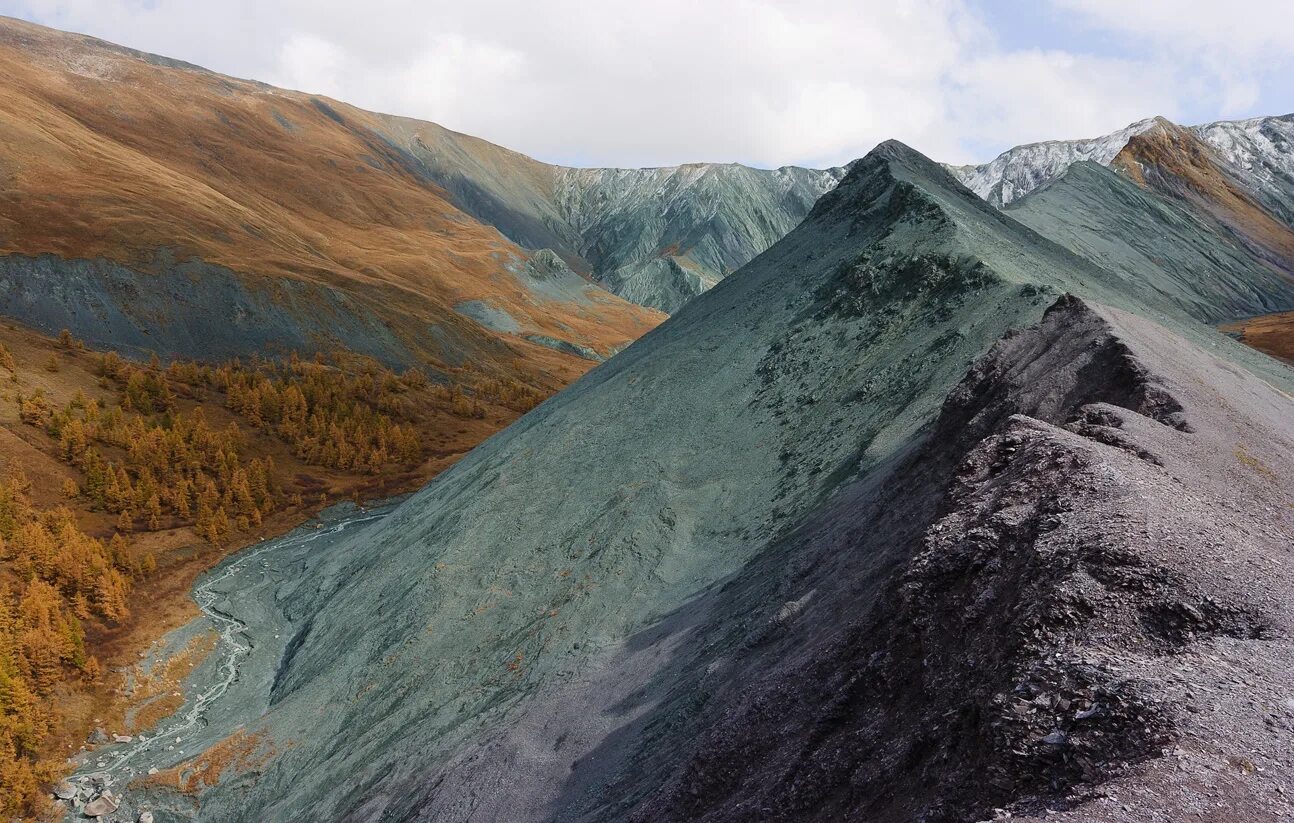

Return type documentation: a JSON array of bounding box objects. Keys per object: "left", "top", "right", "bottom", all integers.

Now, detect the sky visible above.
[{"left": 2, "top": 0, "right": 1292, "bottom": 169}]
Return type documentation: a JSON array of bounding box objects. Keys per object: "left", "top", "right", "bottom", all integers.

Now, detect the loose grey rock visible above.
[{"left": 82, "top": 790, "right": 119, "bottom": 817}]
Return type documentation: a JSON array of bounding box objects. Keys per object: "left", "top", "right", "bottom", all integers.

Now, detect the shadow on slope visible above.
[{"left": 570, "top": 296, "right": 1294, "bottom": 822}]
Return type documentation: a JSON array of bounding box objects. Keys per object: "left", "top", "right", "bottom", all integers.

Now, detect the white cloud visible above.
[
  {"left": 4, "top": 0, "right": 1293, "bottom": 167},
  {"left": 1054, "top": 0, "right": 1294, "bottom": 61},
  {"left": 1053, "top": 0, "right": 1294, "bottom": 118},
  {"left": 275, "top": 33, "right": 345, "bottom": 95},
  {"left": 950, "top": 50, "right": 1182, "bottom": 147}
]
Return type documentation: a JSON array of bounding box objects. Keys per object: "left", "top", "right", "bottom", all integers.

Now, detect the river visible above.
[{"left": 63, "top": 500, "right": 399, "bottom": 821}]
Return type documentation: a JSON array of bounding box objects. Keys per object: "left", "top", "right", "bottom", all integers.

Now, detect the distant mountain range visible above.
[
  {"left": 0, "top": 16, "right": 664, "bottom": 396},
  {"left": 949, "top": 113, "right": 1294, "bottom": 212},
  {"left": 4, "top": 16, "right": 1294, "bottom": 822},
  {"left": 2, "top": 12, "right": 1291, "bottom": 364},
  {"left": 375, "top": 113, "right": 845, "bottom": 312}
]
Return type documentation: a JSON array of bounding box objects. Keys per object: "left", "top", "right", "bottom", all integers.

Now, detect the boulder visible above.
[{"left": 81, "top": 791, "right": 119, "bottom": 817}]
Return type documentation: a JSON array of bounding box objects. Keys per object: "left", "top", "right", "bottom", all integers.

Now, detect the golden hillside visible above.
[{"left": 0, "top": 15, "right": 661, "bottom": 386}]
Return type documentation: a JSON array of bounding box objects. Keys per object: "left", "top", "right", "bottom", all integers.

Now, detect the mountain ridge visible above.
[
  {"left": 115, "top": 135, "right": 1294, "bottom": 822},
  {"left": 4, "top": 15, "right": 1294, "bottom": 822},
  {"left": 0, "top": 14, "right": 664, "bottom": 385},
  {"left": 950, "top": 112, "right": 1294, "bottom": 212}
]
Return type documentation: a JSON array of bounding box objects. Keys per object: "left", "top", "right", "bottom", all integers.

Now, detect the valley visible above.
[
  {"left": 0, "top": 11, "right": 1292, "bottom": 823},
  {"left": 64, "top": 502, "right": 396, "bottom": 821},
  {"left": 102, "top": 138, "right": 1294, "bottom": 823},
  {"left": 0, "top": 318, "right": 545, "bottom": 819}
]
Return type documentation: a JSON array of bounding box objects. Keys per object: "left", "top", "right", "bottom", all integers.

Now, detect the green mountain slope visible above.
[
  {"left": 1008, "top": 160, "right": 1294, "bottom": 323},
  {"left": 127, "top": 138, "right": 1294, "bottom": 822},
  {"left": 373, "top": 114, "right": 845, "bottom": 313}
]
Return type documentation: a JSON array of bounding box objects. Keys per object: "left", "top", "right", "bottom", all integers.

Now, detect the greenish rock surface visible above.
[
  {"left": 374, "top": 115, "right": 844, "bottom": 312},
  {"left": 0, "top": 252, "right": 427, "bottom": 366},
  {"left": 127, "top": 138, "right": 1294, "bottom": 821},
  {"left": 551, "top": 164, "right": 845, "bottom": 312},
  {"left": 1007, "top": 161, "right": 1294, "bottom": 322}
]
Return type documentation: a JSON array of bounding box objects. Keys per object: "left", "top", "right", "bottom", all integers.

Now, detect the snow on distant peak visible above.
[
  {"left": 949, "top": 113, "right": 1294, "bottom": 212},
  {"left": 947, "top": 118, "right": 1161, "bottom": 207},
  {"left": 1192, "top": 114, "right": 1294, "bottom": 185}
]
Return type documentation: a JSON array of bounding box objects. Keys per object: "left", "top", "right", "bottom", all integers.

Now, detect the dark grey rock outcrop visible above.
[{"left": 610, "top": 296, "right": 1294, "bottom": 822}]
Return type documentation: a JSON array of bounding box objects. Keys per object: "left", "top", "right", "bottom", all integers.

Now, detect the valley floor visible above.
[
  {"left": 61, "top": 501, "right": 398, "bottom": 821},
  {"left": 0, "top": 318, "right": 551, "bottom": 820}
]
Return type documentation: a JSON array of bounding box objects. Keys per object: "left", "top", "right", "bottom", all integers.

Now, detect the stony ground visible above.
[
  {"left": 97, "top": 140, "right": 1294, "bottom": 822},
  {"left": 613, "top": 297, "right": 1294, "bottom": 822}
]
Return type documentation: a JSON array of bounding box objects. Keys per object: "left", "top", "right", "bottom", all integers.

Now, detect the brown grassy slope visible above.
[
  {"left": 1221, "top": 311, "right": 1294, "bottom": 364},
  {"left": 1113, "top": 122, "right": 1294, "bottom": 369},
  {"left": 1112, "top": 119, "right": 1294, "bottom": 274},
  {"left": 0, "top": 16, "right": 661, "bottom": 376}
]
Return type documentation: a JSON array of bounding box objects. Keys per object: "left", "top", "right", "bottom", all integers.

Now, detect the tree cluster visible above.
[
  {"left": 0, "top": 472, "right": 134, "bottom": 817},
  {"left": 20, "top": 364, "right": 277, "bottom": 547}
]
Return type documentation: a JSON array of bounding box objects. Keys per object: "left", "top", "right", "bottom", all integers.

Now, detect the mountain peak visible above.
[
  {"left": 869, "top": 138, "right": 924, "bottom": 161},
  {"left": 823, "top": 139, "right": 967, "bottom": 208},
  {"left": 950, "top": 112, "right": 1294, "bottom": 212},
  {"left": 1112, "top": 115, "right": 1294, "bottom": 267}
]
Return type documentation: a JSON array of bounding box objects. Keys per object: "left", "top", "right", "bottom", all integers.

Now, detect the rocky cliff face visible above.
[
  {"left": 551, "top": 163, "right": 844, "bottom": 312},
  {"left": 131, "top": 136, "right": 1294, "bottom": 822}
]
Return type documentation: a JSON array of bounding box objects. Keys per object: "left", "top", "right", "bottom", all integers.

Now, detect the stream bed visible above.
[{"left": 61, "top": 500, "right": 400, "bottom": 821}]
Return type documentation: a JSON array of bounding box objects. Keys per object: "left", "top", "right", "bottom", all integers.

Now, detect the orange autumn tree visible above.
[
  {"left": 0, "top": 473, "right": 131, "bottom": 817},
  {"left": 24, "top": 360, "right": 278, "bottom": 546}
]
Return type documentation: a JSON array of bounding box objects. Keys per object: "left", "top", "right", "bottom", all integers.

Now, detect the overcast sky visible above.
[{"left": 3, "top": 0, "right": 1292, "bottom": 168}]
